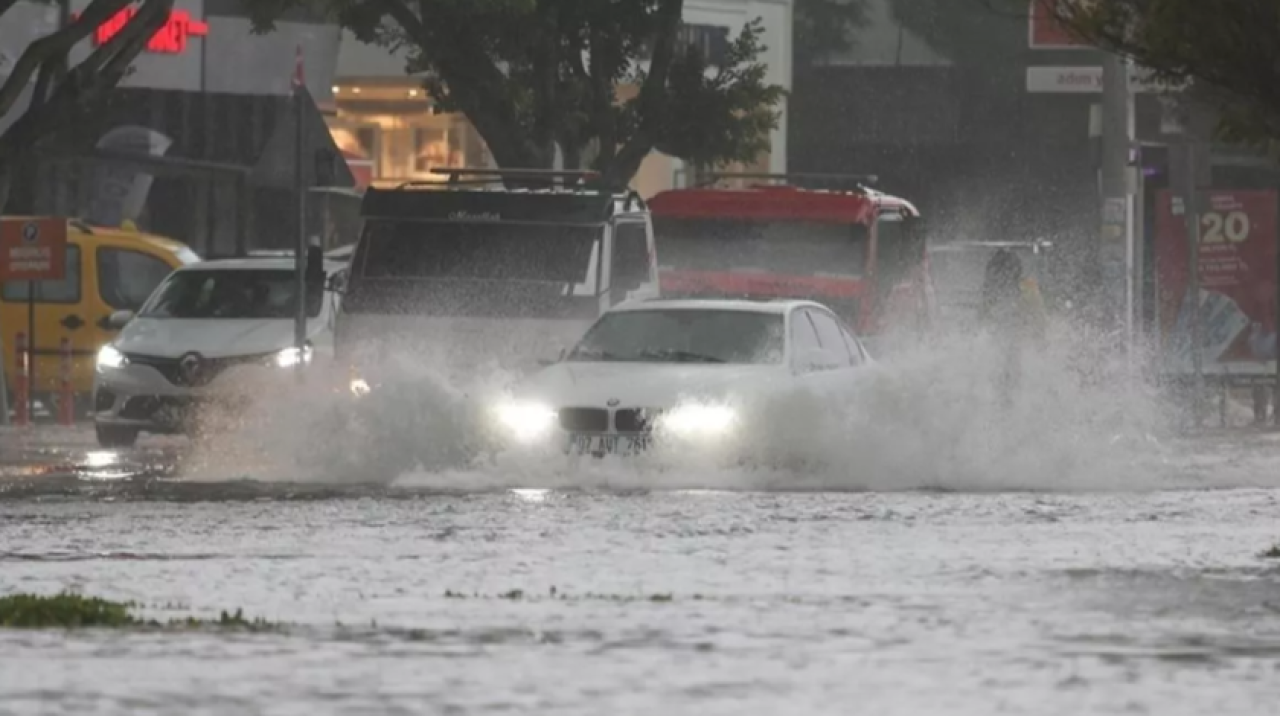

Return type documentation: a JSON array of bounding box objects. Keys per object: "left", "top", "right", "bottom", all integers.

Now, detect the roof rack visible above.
[
  {"left": 697, "top": 171, "right": 879, "bottom": 191},
  {"left": 418, "top": 167, "right": 602, "bottom": 188}
]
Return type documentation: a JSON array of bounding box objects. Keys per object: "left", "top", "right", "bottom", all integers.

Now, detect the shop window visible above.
[{"left": 414, "top": 127, "right": 449, "bottom": 173}]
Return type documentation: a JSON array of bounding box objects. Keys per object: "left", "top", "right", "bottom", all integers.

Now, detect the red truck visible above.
[{"left": 648, "top": 173, "right": 935, "bottom": 342}]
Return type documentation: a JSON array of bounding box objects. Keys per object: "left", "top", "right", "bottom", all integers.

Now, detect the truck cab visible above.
[
  {"left": 648, "top": 173, "right": 932, "bottom": 345},
  {"left": 336, "top": 168, "right": 658, "bottom": 387}
]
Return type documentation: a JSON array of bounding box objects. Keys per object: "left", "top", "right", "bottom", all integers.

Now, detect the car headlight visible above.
[
  {"left": 96, "top": 345, "right": 128, "bottom": 370},
  {"left": 493, "top": 401, "right": 558, "bottom": 443},
  {"left": 272, "top": 344, "right": 313, "bottom": 369},
  {"left": 659, "top": 403, "right": 737, "bottom": 438}
]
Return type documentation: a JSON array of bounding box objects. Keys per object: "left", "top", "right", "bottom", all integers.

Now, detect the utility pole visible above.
[
  {"left": 292, "top": 47, "right": 308, "bottom": 384},
  {"left": 1168, "top": 105, "right": 1211, "bottom": 427},
  {"left": 1098, "top": 53, "right": 1134, "bottom": 360}
]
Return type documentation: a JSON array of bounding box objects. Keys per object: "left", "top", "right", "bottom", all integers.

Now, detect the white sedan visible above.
[{"left": 486, "top": 298, "right": 876, "bottom": 461}]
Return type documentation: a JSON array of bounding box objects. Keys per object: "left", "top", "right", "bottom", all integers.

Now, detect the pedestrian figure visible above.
[{"left": 979, "top": 248, "right": 1047, "bottom": 406}]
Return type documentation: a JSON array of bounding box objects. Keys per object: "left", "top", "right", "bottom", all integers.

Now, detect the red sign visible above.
[
  {"left": 87, "top": 8, "right": 208, "bottom": 54},
  {"left": 0, "top": 218, "right": 68, "bottom": 282},
  {"left": 1155, "top": 190, "right": 1279, "bottom": 373},
  {"left": 1028, "top": 0, "right": 1090, "bottom": 49}
]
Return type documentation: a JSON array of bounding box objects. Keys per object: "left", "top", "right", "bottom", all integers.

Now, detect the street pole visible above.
[
  {"left": 0, "top": 330, "right": 9, "bottom": 426},
  {"left": 1099, "top": 52, "right": 1133, "bottom": 359},
  {"left": 292, "top": 60, "right": 307, "bottom": 384}
]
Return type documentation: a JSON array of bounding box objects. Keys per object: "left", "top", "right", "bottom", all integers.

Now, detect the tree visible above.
[
  {"left": 981, "top": 0, "right": 1280, "bottom": 149},
  {"left": 0, "top": 0, "right": 176, "bottom": 213},
  {"left": 249, "top": 0, "right": 786, "bottom": 187}
]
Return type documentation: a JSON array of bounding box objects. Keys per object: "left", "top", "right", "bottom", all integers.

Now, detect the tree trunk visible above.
[
  {"left": 0, "top": 163, "right": 12, "bottom": 215},
  {"left": 561, "top": 141, "right": 582, "bottom": 172}
]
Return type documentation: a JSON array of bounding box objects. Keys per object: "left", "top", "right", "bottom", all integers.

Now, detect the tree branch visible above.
[
  {"left": 0, "top": 0, "right": 173, "bottom": 163},
  {"left": 0, "top": 0, "right": 134, "bottom": 119},
  {"left": 608, "top": 0, "right": 684, "bottom": 186}
]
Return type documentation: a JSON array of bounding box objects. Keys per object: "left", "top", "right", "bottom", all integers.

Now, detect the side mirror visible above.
[
  {"left": 305, "top": 245, "right": 325, "bottom": 289},
  {"left": 325, "top": 270, "right": 348, "bottom": 294},
  {"left": 794, "top": 347, "right": 836, "bottom": 373},
  {"left": 106, "top": 309, "right": 134, "bottom": 330}
]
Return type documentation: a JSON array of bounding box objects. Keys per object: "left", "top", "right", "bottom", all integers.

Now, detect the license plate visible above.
[{"left": 566, "top": 433, "right": 651, "bottom": 456}]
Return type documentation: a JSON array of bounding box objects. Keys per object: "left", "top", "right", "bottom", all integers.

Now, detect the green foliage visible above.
[
  {"left": 0, "top": 592, "right": 137, "bottom": 628},
  {"left": 0, "top": 592, "right": 280, "bottom": 632},
  {"left": 1044, "top": 0, "right": 1280, "bottom": 147},
  {"left": 651, "top": 19, "right": 785, "bottom": 171},
  {"left": 248, "top": 0, "right": 786, "bottom": 186}
]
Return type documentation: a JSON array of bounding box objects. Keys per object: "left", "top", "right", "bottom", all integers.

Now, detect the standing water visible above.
[{"left": 2, "top": 323, "right": 1280, "bottom": 715}]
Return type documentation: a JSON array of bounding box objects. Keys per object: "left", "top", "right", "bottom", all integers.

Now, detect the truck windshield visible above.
[
  {"left": 653, "top": 218, "right": 868, "bottom": 277},
  {"left": 140, "top": 269, "right": 324, "bottom": 319},
  {"left": 567, "top": 309, "right": 785, "bottom": 365},
  {"left": 359, "top": 219, "right": 598, "bottom": 284}
]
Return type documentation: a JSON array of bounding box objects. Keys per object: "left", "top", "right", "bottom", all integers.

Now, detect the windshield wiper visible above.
[{"left": 637, "top": 348, "right": 725, "bottom": 363}]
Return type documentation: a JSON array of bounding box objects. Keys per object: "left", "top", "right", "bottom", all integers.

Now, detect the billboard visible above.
[{"left": 1155, "top": 189, "right": 1279, "bottom": 377}]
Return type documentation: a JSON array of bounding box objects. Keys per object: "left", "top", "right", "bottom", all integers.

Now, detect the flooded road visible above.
[{"left": 2, "top": 429, "right": 1280, "bottom": 715}]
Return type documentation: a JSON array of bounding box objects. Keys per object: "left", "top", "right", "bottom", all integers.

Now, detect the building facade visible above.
[
  {"left": 329, "top": 0, "right": 794, "bottom": 197},
  {"left": 2, "top": 0, "right": 355, "bottom": 254}
]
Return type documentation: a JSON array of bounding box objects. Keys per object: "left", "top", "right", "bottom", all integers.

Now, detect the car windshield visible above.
[
  {"left": 653, "top": 217, "right": 868, "bottom": 277},
  {"left": 139, "top": 269, "right": 324, "bottom": 319},
  {"left": 566, "top": 309, "right": 785, "bottom": 364}
]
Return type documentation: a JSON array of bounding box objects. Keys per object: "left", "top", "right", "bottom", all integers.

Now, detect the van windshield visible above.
[
  {"left": 653, "top": 218, "right": 868, "bottom": 277},
  {"left": 139, "top": 269, "right": 323, "bottom": 319},
  {"left": 359, "top": 219, "right": 599, "bottom": 284}
]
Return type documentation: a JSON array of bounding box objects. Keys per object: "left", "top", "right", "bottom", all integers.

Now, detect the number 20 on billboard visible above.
[{"left": 1200, "top": 210, "right": 1250, "bottom": 244}]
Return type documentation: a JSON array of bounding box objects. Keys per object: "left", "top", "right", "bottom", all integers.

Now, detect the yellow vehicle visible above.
[{"left": 1, "top": 217, "right": 199, "bottom": 415}]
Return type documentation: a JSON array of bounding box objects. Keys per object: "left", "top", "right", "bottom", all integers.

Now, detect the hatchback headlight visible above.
[
  {"left": 271, "top": 344, "right": 313, "bottom": 369},
  {"left": 96, "top": 345, "right": 128, "bottom": 370},
  {"left": 493, "top": 401, "right": 558, "bottom": 444},
  {"left": 659, "top": 404, "right": 737, "bottom": 438}
]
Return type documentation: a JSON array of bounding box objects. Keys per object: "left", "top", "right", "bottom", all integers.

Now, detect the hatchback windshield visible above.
[
  {"left": 139, "top": 269, "right": 324, "bottom": 319},
  {"left": 566, "top": 309, "right": 784, "bottom": 364}
]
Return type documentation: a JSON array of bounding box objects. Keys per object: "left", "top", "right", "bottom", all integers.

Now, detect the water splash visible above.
[{"left": 176, "top": 317, "right": 1280, "bottom": 493}]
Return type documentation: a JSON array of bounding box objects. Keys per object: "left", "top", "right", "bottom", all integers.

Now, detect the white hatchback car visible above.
[
  {"left": 486, "top": 298, "right": 875, "bottom": 460},
  {"left": 92, "top": 256, "right": 347, "bottom": 447}
]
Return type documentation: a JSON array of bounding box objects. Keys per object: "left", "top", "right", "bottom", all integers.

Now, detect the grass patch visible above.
[
  {"left": 0, "top": 593, "right": 137, "bottom": 629},
  {"left": 0, "top": 592, "right": 280, "bottom": 632}
]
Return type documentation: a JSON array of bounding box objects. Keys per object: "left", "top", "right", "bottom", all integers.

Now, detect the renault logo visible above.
[{"left": 179, "top": 352, "right": 203, "bottom": 385}]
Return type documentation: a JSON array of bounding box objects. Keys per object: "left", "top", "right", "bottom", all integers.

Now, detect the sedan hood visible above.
[
  {"left": 115, "top": 317, "right": 329, "bottom": 359},
  {"left": 513, "top": 361, "right": 790, "bottom": 408}
]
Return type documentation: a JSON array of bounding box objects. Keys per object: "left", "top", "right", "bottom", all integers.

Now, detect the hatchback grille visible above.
[
  {"left": 125, "top": 352, "right": 266, "bottom": 387},
  {"left": 558, "top": 407, "right": 608, "bottom": 432}
]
